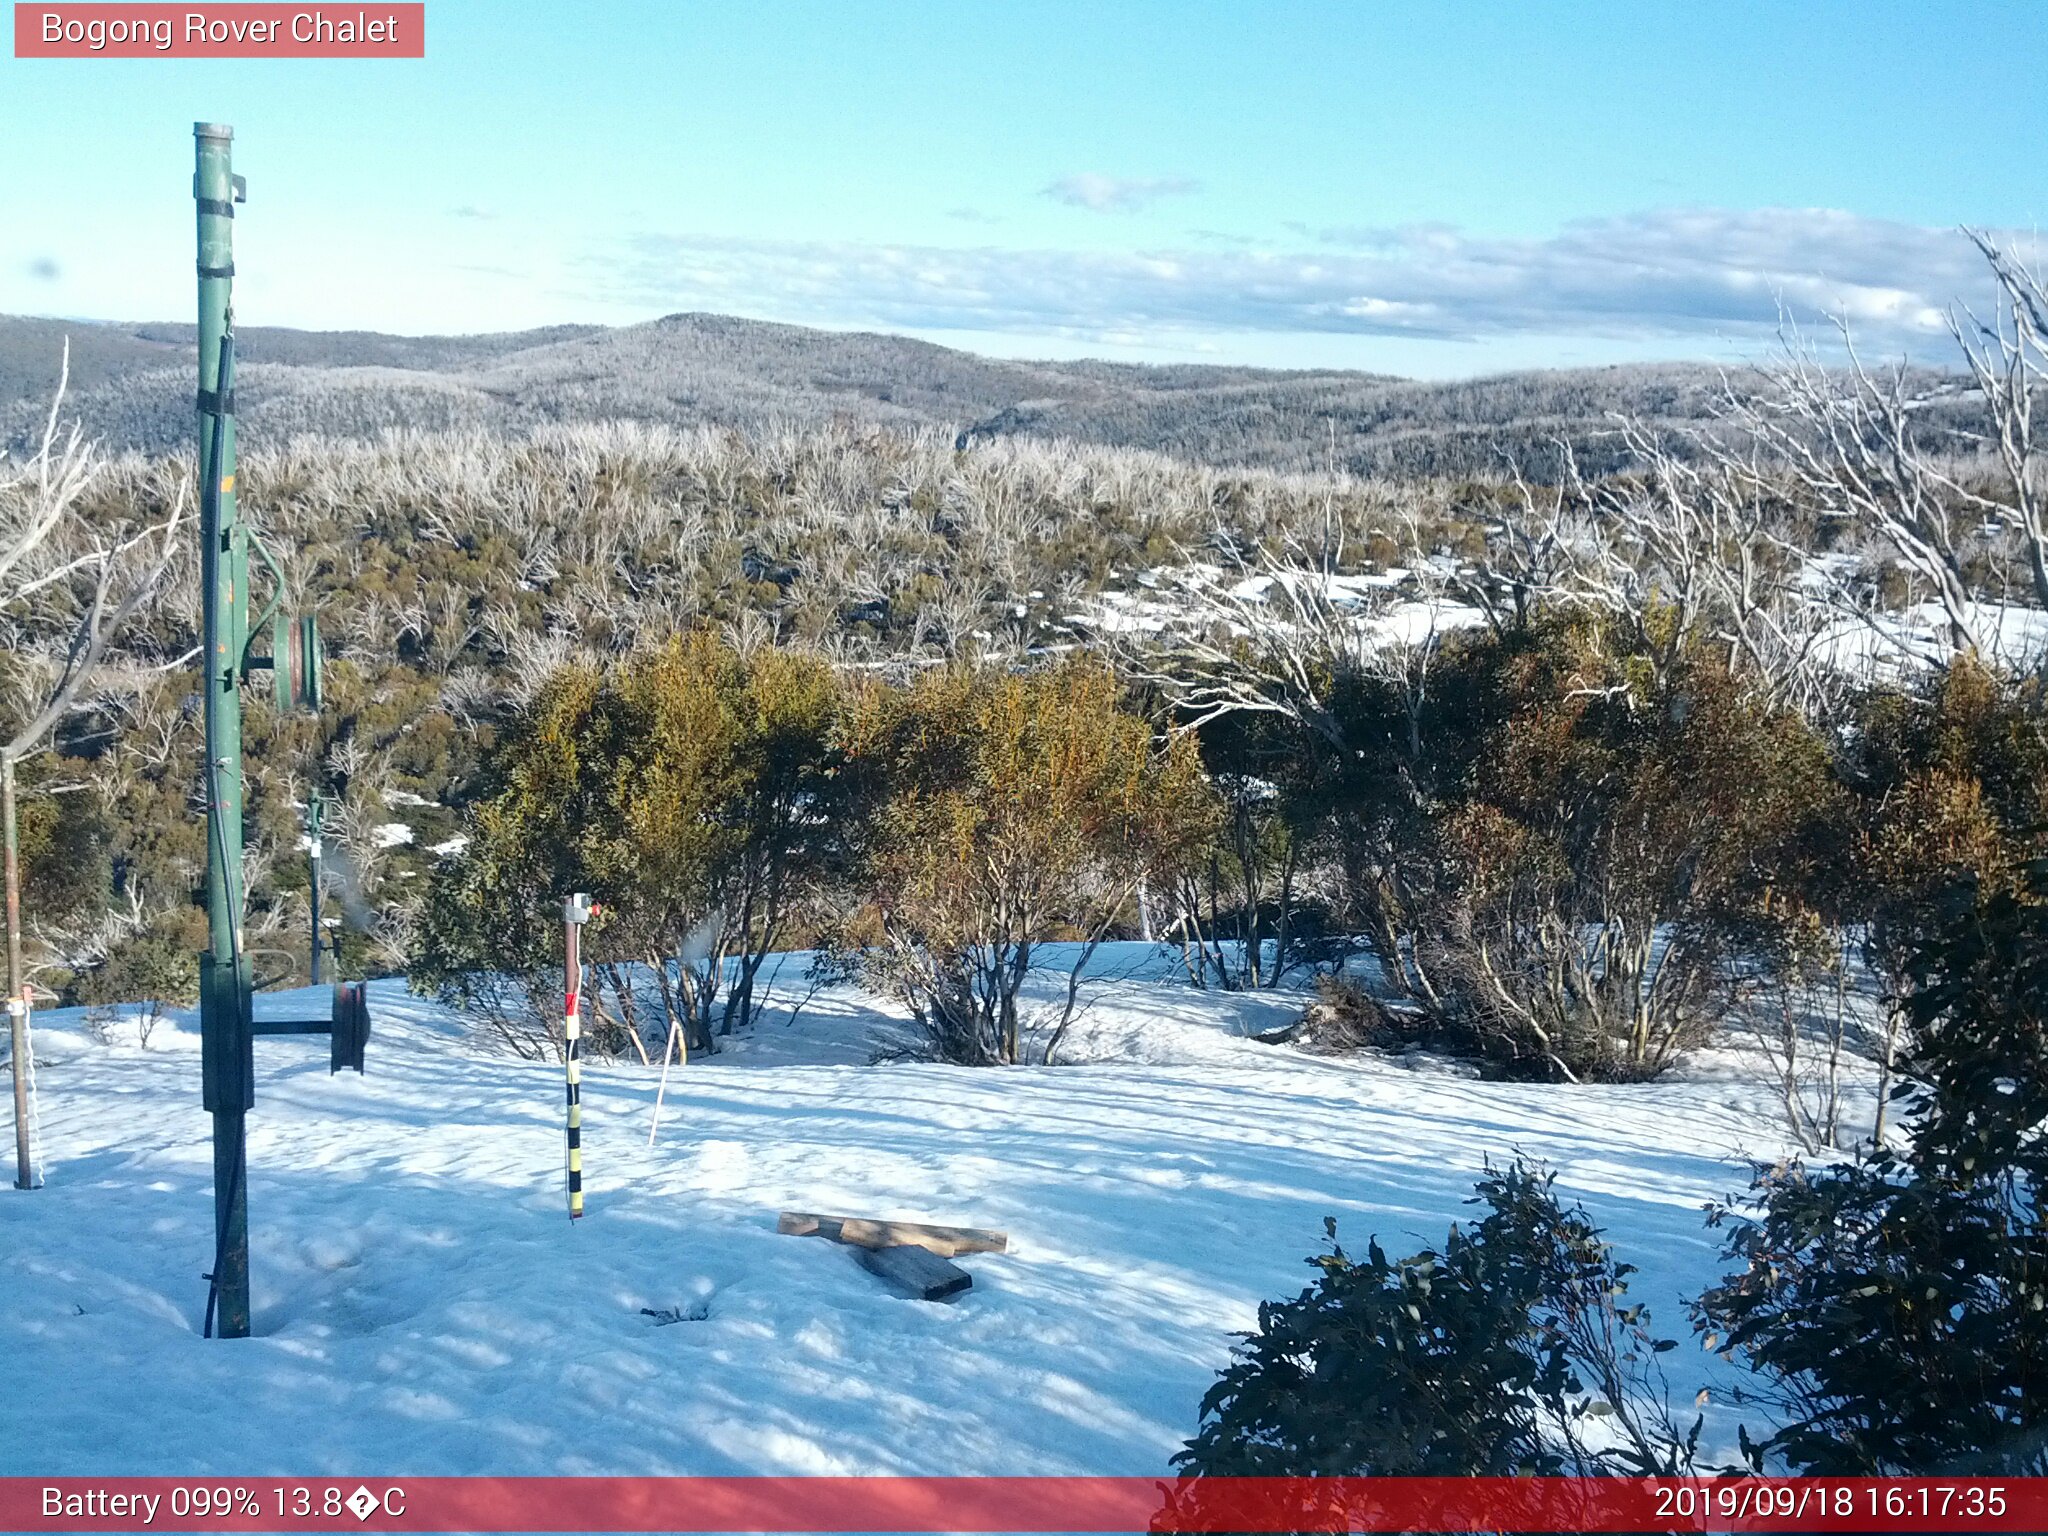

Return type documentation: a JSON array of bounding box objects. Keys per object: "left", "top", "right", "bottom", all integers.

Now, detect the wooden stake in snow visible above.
[{"left": 5, "top": 753, "right": 31, "bottom": 1190}]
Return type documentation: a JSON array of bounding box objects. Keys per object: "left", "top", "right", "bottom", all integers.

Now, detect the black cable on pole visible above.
[
  {"left": 201, "top": 1135, "right": 243, "bottom": 1339},
  {"left": 199, "top": 330, "right": 244, "bottom": 1338},
  {"left": 199, "top": 329, "right": 244, "bottom": 962},
  {"left": 199, "top": 742, "right": 245, "bottom": 1339}
]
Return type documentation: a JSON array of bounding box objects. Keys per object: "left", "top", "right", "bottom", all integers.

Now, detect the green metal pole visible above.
[{"left": 195, "top": 121, "right": 252, "bottom": 1339}]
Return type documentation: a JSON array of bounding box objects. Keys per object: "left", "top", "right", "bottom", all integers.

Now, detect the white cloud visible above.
[
  {"left": 1042, "top": 173, "right": 1201, "bottom": 213},
  {"left": 590, "top": 208, "right": 2025, "bottom": 357}
]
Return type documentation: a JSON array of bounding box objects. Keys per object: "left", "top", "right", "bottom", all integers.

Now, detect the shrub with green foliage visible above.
[
  {"left": 73, "top": 930, "right": 195, "bottom": 1011},
  {"left": 17, "top": 771, "right": 113, "bottom": 948},
  {"left": 1292, "top": 615, "right": 1844, "bottom": 1081},
  {"left": 1441, "top": 625, "right": 1842, "bottom": 1079},
  {"left": 837, "top": 658, "right": 1215, "bottom": 1065},
  {"left": 1836, "top": 660, "right": 2048, "bottom": 1136},
  {"left": 1175, "top": 1161, "right": 1698, "bottom": 1478},
  {"left": 1699, "top": 856, "right": 2048, "bottom": 1473},
  {"left": 1849, "top": 660, "right": 2048, "bottom": 910},
  {"left": 412, "top": 632, "right": 840, "bottom": 1058},
  {"left": 1180, "top": 703, "right": 1350, "bottom": 992}
]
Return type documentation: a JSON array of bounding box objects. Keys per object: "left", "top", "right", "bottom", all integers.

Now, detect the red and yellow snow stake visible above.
[{"left": 561, "top": 893, "right": 594, "bottom": 1219}]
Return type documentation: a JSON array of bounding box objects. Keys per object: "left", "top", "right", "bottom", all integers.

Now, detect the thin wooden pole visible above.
[
  {"left": 647, "top": 1018, "right": 681, "bottom": 1147},
  {"left": 307, "top": 790, "right": 323, "bottom": 986},
  {"left": 4, "top": 752, "right": 32, "bottom": 1190}
]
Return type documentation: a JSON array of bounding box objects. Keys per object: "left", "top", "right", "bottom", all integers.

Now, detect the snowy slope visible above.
[{"left": 0, "top": 950, "right": 1841, "bottom": 1477}]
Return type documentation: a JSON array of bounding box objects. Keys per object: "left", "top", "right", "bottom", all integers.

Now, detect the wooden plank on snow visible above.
[
  {"left": 856, "top": 1242, "right": 973, "bottom": 1301},
  {"left": 776, "top": 1210, "right": 1008, "bottom": 1257}
]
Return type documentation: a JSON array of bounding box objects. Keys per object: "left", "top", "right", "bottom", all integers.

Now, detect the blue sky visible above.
[{"left": 3, "top": 0, "right": 2044, "bottom": 375}]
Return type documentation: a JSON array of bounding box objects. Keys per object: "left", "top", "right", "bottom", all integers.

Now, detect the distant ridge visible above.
[{"left": 0, "top": 309, "right": 1787, "bottom": 477}]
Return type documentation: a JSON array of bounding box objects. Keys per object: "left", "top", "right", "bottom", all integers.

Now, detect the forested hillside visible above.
[
  {"left": 2, "top": 242, "right": 2041, "bottom": 1064},
  {"left": 2, "top": 309, "right": 1962, "bottom": 479}
]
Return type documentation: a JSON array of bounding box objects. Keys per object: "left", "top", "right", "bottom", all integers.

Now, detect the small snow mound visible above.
[{"left": 304, "top": 1235, "right": 362, "bottom": 1271}]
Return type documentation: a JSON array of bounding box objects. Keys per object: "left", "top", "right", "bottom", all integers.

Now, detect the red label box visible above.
[
  {"left": 13, "top": 4, "right": 424, "bottom": 57},
  {"left": 1, "top": 1477, "right": 2044, "bottom": 1533}
]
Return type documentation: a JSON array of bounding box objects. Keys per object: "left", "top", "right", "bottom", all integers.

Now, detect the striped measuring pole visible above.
[{"left": 561, "top": 892, "right": 594, "bottom": 1219}]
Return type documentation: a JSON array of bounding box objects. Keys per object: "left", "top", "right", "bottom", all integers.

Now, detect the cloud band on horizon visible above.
[{"left": 590, "top": 207, "right": 2025, "bottom": 357}]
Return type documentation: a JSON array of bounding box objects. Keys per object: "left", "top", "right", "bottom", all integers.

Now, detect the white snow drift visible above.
[{"left": 0, "top": 948, "right": 1848, "bottom": 1476}]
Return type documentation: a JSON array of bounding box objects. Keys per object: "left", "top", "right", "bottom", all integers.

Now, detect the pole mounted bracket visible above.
[
  {"left": 190, "top": 163, "right": 244, "bottom": 203},
  {"left": 330, "top": 982, "right": 370, "bottom": 1074},
  {"left": 244, "top": 981, "right": 370, "bottom": 1076},
  {"left": 243, "top": 615, "right": 324, "bottom": 713},
  {"left": 238, "top": 530, "right": 323, "bottom": 714},
  {"left": 271, "top": 612, "right": 323, "bottom": 713}
]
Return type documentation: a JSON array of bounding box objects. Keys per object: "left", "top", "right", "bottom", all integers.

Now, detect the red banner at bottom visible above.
[{"left": 2, "top": 1476, "right": 2038, "bottom": 1533}]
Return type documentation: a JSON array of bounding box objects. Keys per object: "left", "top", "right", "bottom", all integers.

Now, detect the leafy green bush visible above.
[
  {"left": 1176, "top": 1160, "right": 1698, "bottom": 1477},
  {"left": 836, "top": 657, "right": 1215, "bottom": 1065},
  {"left": 1700, "top": 856, "right": 2048, "bottom": 1473},
  {"left": 72, "top": 912, "right": 202, "bottom": 1017},
  {"left": 412, "top": 632, "right": 840, "bottom": 1059},
  {"left": 1298, "top": 616, "right": 1844, "bottom": 1081}
]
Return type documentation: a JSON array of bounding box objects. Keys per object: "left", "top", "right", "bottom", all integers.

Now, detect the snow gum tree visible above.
[
  {"left": 836, "top": 657, "right": 1215, "bottom": 1065},
  {"left": 1432, "top": 618, "right": 1843, "bottom": 1080},
  {"left": 412, "top": 632, "right": 840, "bottom": 1058},
  {"left": 1, "top": 348, "right": 183, "bottom": 1013},
  {"left": 1178, "top": 702, "right": 1352, "bottom": 992},
  {"left": 1309, "top": 613, "right": 1844, "bottom": 1081}
]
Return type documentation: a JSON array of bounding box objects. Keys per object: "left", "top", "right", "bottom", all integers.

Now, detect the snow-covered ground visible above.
[
  {"left": 1073, "top": 559, "right": 2047, "bottom": 689},
  {"left": 1811, "top": 599, "right": 2048, "bottom": 680},
  {"left": 0, "top": 948, "right": 1859, "bottom": 1477}
]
